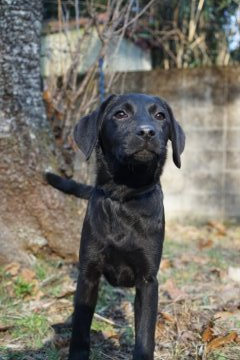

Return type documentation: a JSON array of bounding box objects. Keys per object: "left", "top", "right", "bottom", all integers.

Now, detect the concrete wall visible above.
[
  {"left": 113, "top": 67, "right": 240, "bottom": 221},
  {"left": 41, "top": 30, "right": 151, "bottom": 76}
]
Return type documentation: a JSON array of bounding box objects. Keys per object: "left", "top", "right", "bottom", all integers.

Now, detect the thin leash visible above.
[
  {"left": 98, "top": 0, "right": 139, "bottom": 104},
  {"left": 98, "top": 57, "right": 105, "bottom": 104}
]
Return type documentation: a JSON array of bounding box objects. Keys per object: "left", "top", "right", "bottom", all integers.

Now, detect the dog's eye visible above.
[
  {"left": 155, "top": 112, "right": 165, "bottom": 120},
  {"left": 114, "top": 111, "right": 128, "bottom": 119}
]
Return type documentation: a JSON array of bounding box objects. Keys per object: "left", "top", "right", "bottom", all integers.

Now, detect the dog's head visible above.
[{"left": 74, "top": 93, "right": 185, "bottom": 168}]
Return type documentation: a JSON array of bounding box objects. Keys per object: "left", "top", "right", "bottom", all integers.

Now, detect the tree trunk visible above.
[{"left": 0, "top": 0, "right": 85, "bottom": 264}]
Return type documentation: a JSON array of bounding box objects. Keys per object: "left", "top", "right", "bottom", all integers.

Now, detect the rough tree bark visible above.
[{"left": 0, "top": 0, "right": 85, "bottom": 264}]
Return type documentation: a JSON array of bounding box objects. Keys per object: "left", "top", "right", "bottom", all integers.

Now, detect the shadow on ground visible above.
[
  {"left": 1, "top": 321, "right": 133, "bottom": 360},
  {"left": 1, "top": 276, "right": 134, "bottom": 360}
]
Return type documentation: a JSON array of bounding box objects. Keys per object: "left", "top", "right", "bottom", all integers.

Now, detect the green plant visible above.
[
  {"left": 12, "top": 313, "right": 50, "bottom": 347},
  {"left": 34, "top": 263, "right": 47, "bottom": 281},
  {"left": 91, "top": 318, "right": 114, "bottom": 333},
  {"left": 14, "top": 277, "right": 34, "bottom": 298}
]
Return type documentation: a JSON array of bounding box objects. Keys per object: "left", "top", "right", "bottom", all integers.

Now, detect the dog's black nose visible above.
[{"left": 136, "top": 125, "right": 156, "bottom": 139}]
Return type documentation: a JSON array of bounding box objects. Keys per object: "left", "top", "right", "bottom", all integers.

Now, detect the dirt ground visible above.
[{"left": 0, "top": 221, "right": 240, "bottom": 360}]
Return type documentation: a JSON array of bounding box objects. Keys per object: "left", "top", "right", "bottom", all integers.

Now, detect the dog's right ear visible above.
[{"left": 74, "top": 95, "right": 116, "bottom": 160}]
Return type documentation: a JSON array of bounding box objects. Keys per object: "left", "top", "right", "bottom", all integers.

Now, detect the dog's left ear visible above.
[
  {"left": 74, "top": 95, "right": 116, "bottom": 160},
  {"left": 165, "top": 101, "right": 185, "bottom": 168}
]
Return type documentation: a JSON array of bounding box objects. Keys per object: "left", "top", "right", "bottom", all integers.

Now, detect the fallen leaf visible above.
[
  {"left": 228, "top": 267, "right": 240, "bottom": 283},
  {"left": 160, "top": 259, "right": 172, "bottom": 270},
  {"left": 207, "top": 331, "right": 238, "bottom": 352},
  {"left": 198, "top": 238, "right": 213, "bottom": 249},
  {"left": 102, "top": 329, "right": 119, "bottom": 339},
  {"left": 159, "top": 312, "right": 176, "bottom": 323},
  {"left": 20, "top": 268, "right": 36, "bottom": 282},
  {"left": 163, "top": 279, "right": 188, "bottom": 302},
  {"left": 3, "top": 263, "right": 21, "bottom": 276},
  {"left": 207, "top": 221, "right": 226, "bottom": 236},
  {"left": 202, "top": 326, "right": 214, "bottom": 342}
]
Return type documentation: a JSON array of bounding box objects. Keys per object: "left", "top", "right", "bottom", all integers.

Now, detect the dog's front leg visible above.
[
  {"left": 68, "top": 271, "right": 100, "bottom": 360},
  {"left": 133, "top": 277, "right": 158, "bottom": 360}
]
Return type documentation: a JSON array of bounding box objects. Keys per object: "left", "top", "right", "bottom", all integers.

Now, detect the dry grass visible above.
[{"left": 0, "top": 222, "right": 239, "bottom": 359}]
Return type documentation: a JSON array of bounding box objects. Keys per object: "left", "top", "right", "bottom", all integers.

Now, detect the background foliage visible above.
[
  {"left": 41, "top": 1, "right": 239, "bottom": 175},
  {"left": 43, "top": 0, "right": 240, "bottom": 69}
]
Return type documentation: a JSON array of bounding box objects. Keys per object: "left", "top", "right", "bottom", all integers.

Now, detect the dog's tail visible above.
[{"left": 45, "top": 172, "right": 93, "bottom": 200}]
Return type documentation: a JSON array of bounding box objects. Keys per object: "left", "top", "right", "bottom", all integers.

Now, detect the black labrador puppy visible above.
[{"left": 46, "top": 93, "right": 185, "bottom": 360}]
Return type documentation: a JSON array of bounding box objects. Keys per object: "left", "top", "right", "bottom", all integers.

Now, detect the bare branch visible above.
[{"left": 115, "top": 0, "right": 156, "bottom": 35}]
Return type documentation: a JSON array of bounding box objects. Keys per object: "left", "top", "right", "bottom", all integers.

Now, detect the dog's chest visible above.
[
  {"left": 88, "top": 190, "right": 164, "bottom": 287},
  {"left": 99, "top": 199, "right": 163, "bottom": 287},
  {"left": 90, "top": 190, "right": 164, "bottom": 249}
]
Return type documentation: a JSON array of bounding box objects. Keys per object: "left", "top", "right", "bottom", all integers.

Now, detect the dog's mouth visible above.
[
  {"left": 117, "top": 141, "right": 160, "bottom": 164},
  {"left": 132, "top": 149, "right": 156, "bottom": 162}
]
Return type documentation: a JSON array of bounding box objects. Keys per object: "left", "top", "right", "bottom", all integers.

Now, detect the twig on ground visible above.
[{"left": 94, "top": 313, "right": 121, "bottom": 328}]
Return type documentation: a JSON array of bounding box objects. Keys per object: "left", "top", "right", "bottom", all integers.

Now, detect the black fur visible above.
[
  {"left": 45, "top": 173, "right": 93, "bottom": 200},
  {"left": 46, "top": 93, "right": 185, "bottom": 360}
]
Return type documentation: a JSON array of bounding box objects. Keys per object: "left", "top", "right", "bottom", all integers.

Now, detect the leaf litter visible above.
[{"left": 0, "top": 222, "right": 239, "bottom": 359}]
